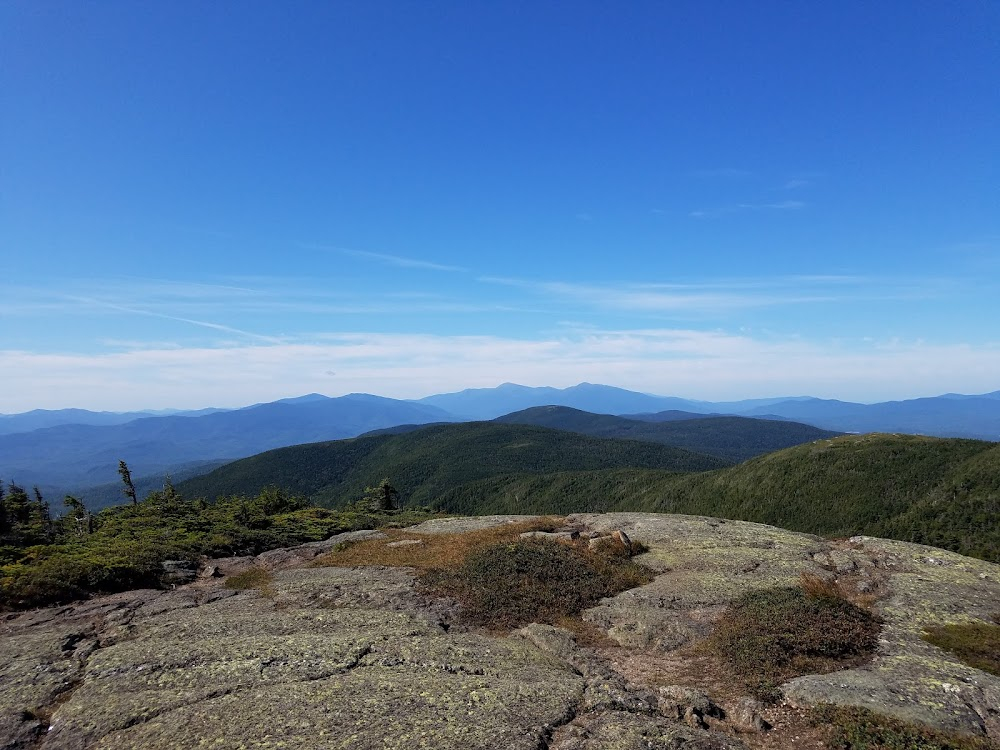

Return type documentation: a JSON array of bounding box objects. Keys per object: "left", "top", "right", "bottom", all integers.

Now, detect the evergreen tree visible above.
[
  {"left": 118, "top": 460, "right": 138, "bottom": 505},
  {"left": 0, "top": 481, "right": 8, "bottom": 536},
  {"left": 61, "top": 495, "right": 93, "bottom": 538},
  {"left": 363, "top": 478, "right": 399, "bottom": 512}
]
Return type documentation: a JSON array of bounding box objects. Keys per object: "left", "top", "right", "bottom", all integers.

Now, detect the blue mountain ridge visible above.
[{"left": 3, "top": 383, "right": 998, "bottom": 502}]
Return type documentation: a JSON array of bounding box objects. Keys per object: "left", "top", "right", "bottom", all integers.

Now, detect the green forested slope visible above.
[
  {"left": 179, "top": 430, "right": 1000, "bottom": 562},
  {"left": 429, "top": 434, "right": 1000, "bottom": 562},
  {"left": 494, "top": 406, "right": 841, "bottom": 462},
  {"left": 177, "top": 422, "right": 729, "bottom": 508}
]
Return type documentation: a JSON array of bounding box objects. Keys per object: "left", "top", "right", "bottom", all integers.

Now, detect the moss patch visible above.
[
  {"left": 704, "top": 582, "right": 882, "bottom": 701},
  {"left": 811, "top": 704, "right": 1000, "bottom": 750},
  {"left": 922, "top": 618, "right": 1000, "bottom": 676},
  {"left": 223, "top": 566, "right": 275, "bottom": 596}
]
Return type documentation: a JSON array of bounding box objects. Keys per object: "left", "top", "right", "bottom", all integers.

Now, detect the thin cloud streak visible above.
[
  {"left": 476, "top": 275, "right": 909, "bottom": 312},
  {"left": 66, "top": 296, "right": 284, "bottom": 344},
  {"left": 691, "top": 200, "right": 805, "bottom": 218},
  {"left": 302, "top": 243, "right": 467, "bottom": 272},
  {"left": 738, "top": 200, "right": 805, "bottom": 210},
  {"left": 4, "top": 279, "right": 543, "bottom": 320}
]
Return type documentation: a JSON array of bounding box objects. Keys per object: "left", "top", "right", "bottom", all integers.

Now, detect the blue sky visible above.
[{"left": 2, "top": 1, "right": 999, "bottom": 411}]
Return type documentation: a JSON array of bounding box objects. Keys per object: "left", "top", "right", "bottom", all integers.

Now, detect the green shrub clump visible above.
[
  {"left": 0, "top": 483, "right": 441, "bottom": 610},
  {"left": 423, "top": 537, "right": 653, "bottom": 630},
  {"left": 707, "top": 584, "right": 882, "bottom": 701},
  {"left": 811, "top": 704, "right": 999, "bottom": 750}
]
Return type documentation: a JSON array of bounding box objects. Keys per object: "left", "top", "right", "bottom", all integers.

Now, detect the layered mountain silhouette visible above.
[
  {"left": 3, "top": 383, "right": 998, "bottom": 505},
  {"left": 0, "top": 394, "right": 451, "bottom": 492},
  {"left": 493, "top": 405, "right": 840, "bottom": 462}
]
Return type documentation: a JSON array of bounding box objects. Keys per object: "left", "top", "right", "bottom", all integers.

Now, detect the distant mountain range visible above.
[
  {"left": 735, "top": 395, "right": 1000, "bottom": 439},
  {"left": 413, "top": 382, "right": 710, "bottom": 419},
  {"left": 415, "top": 383, "right": 1000, "bottom": 439},
  {"left": 2, "top": 383, "right": 998, "bottom": 504},
  {"left": 0, "top": 394, "right": 450, "bottom": 494},
  {"left": 0, "top": 406, "right": 227, "bottom": 436}
]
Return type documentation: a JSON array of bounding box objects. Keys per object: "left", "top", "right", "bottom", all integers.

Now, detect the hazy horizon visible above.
[{"left": 5, "top": 2, "right": 998, "bottom": 413}]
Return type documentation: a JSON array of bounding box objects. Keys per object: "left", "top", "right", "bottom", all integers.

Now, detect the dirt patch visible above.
[{"left": 603, "top": 646, "right": 829, "bottom": 749}]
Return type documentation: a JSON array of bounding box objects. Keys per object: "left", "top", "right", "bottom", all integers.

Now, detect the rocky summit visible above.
[{"left": 2, "top": 513, "right": 999, "bottom": 749}]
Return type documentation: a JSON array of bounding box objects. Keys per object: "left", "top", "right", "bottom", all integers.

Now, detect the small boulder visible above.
[
  {"left": 684, "top": 705, "right": 708, "bottom": 729},
  {"left": 658, "top": 685, "right": 722, "bottom": 723},
  {"left": 612, "top": 529, "right": 632, "bottom": 552},
  {"left": 728, "top": 697, "right": 770, "bottom": 733},
  {"left": 587, "top": 530, "right": 633, "bottom": 553}
]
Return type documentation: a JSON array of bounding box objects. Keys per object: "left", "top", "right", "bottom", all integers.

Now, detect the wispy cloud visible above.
[
  {"left": 65, "top": 296, "right": 284, "bottom": 344},
  {"left": 302, "top": 243, "right": 467, "bottom": 272},
  {"left": 477, "top": 274, "right": 876, "bottom": 313},
  {"left": 2, "top": 277, "right": 547, "bottom": 326},
  {"left": 690, "top": 200, "right": 805, "bottom": 218},
  {"left": 740, "top": 200, "right": 805, "bottom": 210},
  {"left": 783, "top": 179, "right": 810, "bottom": 189}
]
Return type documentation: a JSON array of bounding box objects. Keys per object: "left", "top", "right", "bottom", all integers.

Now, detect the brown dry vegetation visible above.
[{"left": 313, "top": 516, "right": 565, "bottom": 571}]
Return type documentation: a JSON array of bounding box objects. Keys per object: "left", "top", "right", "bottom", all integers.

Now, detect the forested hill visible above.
[
  {"left": 426, "top": 433, "right": 1000, "bottom": 563},
  {"left": 176, "top": 422, "right": 728, "bottom": 508},
  {"left": 493, "top": 406, "right": 841, "bottom": 462}
]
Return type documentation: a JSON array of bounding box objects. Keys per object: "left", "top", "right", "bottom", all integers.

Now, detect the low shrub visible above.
[
  {"left": 422, "top": 536, "right": 654, "bottom": 630},
  {"left": 705, "top": 583, "right": 882, "bottom": 701},
  {"left": 811, "top": 704, "right": 999, "bottom": 750},
  {"left": 0, "top": 484, "right": 443, "bottom": 610},
  {"left": 922, "top": 619, "right": 1000, "bottom": 676}
]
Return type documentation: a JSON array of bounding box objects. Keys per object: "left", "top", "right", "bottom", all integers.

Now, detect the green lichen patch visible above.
[
  {"left": 46, "top": 568, "right": 585, "bottom": 750},
  {"left": 923, "top": 620, "right": 1000, "bottom": 677},
  {"left": 87, "top": 667, "right": 583, "bottom": 750}
]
